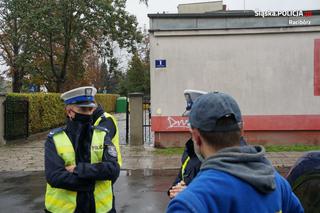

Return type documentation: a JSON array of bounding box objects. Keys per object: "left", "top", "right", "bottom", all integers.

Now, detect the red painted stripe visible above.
[
  {"left": 244, "top": 115, "right": 320, "bottom": 131},
  {"left": 314, "top": 39, "right": 320, "bottom": 96},
  {"left": 152, "top": 115, "right": 320, "bottom": 132},
  {"left": 304, "top": 11, "right": 313, "bottom": 17},
  {"left": 152, "top": 116, "right": 189, "bottom": 132}
]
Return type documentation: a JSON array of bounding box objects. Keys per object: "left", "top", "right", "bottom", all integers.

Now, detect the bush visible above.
[
  {"left": 95, "top": 94, "right": 119, "bottom": 113},
  {"left": 7, "top": 93, "right": 65, "bottom": 134},
  {"left": 6, "top": 93, "right": 118, "bottom": 134}
]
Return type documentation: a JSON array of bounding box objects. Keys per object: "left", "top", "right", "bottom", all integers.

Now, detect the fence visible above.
[{"left": 4, "top": 100, "right": 29, "bottom": 140}]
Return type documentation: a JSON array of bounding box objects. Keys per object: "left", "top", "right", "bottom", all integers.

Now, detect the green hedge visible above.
[
  {"left": 7, "top": 93, "right": 119, "bottom": 134},
  {"left": 7, "top": 93, "right": 65, "bottom": 134},
  {"left": 95, "top": 94, "right": 119, "bottom": 113}
]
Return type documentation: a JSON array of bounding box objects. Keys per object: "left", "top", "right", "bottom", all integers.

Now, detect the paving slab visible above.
[
  {"left": 0, "top": 113, "right": 308, "bottom": 172},
  {"left": 0, "top": 137, "right": 307, "bottom": 172}
]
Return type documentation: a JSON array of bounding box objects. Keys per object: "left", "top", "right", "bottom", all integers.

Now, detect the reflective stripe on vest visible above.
[
  {"left": 45, "top": 130, "right": 113, "bottom": 213},
  {"left": 94, "top": 112, "right": 122, "bottom": 167},
  {"left": 181, "top": 156, "right": 190, "bottom": 181}
]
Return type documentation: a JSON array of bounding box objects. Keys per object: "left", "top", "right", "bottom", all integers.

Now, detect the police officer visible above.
[
  {"left": 286, "top": 151, "right": 320, "bottom": 212},
  {"left": 44, "top": 86, "right": 120, "bottom": 213},
  {"left": 168, "top": 90, "right": 207, "bottom": 198},
  {"left": 92, "top": 104, "right": 122, "bottom": 167}
]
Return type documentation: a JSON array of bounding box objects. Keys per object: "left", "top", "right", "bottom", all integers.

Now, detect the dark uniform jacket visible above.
[
  {"left": 168, "top": 138, "right": 201, "bottom": 195},
  {"left": 168, "top": 136, "right": 247, "bottom": 196},
  {"left": 286, "top": 151, "right": 320, "bottom": 213},
  {"left": 45, "top": 114, "right": 120, "bottom": 213}
]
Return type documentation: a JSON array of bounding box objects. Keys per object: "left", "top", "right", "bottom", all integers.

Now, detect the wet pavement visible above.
[
  {"left": 0, "top": 168, "right": 294, "bottom": 213},
  {"left": 115, "top": 170, "right": 174, "bottom": 213},
  {"left": 0, "top": 171, "right": 45, "bottom": 212},
  {"left": 0, "top": 170, "right": 175, "bottom": 213}
]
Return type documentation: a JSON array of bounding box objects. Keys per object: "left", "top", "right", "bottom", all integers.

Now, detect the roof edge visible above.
[{"left": 148, "top": 10, "right": 320, "bottom": 19}]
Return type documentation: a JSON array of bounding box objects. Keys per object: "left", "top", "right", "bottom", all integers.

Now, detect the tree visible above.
[
  {"left": 121, "top": 53, "right": 149, "bottom": 95},
  {"left": 119, "top": 28, "right": 150, "bottom": 96},
  {"left": 139, "top": 28, "right": 150, "bottom": 95},
  {"left": 27, "top": 0, "right": 142, "bottom": 92},
  {"left": 139, "top": 0, "right": 148, "bottom": 6},
  {"left": 0, "top": 0, "right": 33, "bottom": 92},
  {"left": 0, "top": 0, "right": 143, "bottom": 92}
]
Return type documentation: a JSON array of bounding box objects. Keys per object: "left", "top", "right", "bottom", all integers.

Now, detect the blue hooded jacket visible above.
[{"left": 167, "top": 145, "right": 304, "bottom": 213}]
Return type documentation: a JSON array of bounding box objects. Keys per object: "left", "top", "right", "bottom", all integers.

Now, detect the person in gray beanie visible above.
[{"left": 167, "top": 92, "right": 303, "bottom": 213}]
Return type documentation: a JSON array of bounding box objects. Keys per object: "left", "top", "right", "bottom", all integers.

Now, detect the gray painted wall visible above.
[
  {"left": 178, "top": 1, "right": 223, "bottom": 14},
  {"left": 150, "top": 27, "right": 320, "bottom": 116},
  {"left": 149, "top": 14, "right": 320, "bottom": 31}
]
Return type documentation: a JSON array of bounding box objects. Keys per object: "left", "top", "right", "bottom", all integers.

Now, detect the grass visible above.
[
  {"left": 265, "top": 144, "right": 320, "bottom": 152},
  {"left": 154, "top": 147, "right": 184, "bottom": 155},
  {"left": 154, "top": 144, "right": 320, "bottom": 155}
]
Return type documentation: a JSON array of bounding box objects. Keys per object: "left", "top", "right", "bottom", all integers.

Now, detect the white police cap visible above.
[
  {"left": 183, "top": 89, "right": 207, "bottom": 116},
  {"left": 184, "top": 89, "right": 207, "bottom": 103},
  {"left": 61, "top": 86, "right": 97, "bottom": 107}
]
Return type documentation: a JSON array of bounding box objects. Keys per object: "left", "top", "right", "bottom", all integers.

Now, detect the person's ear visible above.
[
  {"left": 239, "top": 121, "right": 244, "bottom": 136},
  {"left": 65, "top": 106, "right": 75, "bottom": 119},
  {"left": 90, "top": 107, "right": 96, "bottom": 114},
  {"left": 191, "top": 128, "right": 202, "bottom": 146}
]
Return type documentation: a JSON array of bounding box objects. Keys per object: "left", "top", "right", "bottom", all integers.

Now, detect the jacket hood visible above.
[
  {"left": 201, "top": 145, "right": 276, "bottom": 194},
  {"left": 185, "top": 138, "right": 196, "bottom": 157}
]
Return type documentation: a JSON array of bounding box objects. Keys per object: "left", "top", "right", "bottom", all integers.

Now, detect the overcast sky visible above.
[{"left": 126, "top": 0, "right": 320, "bottom": 29}]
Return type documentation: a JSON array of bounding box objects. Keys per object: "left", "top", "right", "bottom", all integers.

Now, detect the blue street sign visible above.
[
  {"left": 155, "top": 59, "right": 166, "bottom": 68},
  {"left": 29, "top": 84, "right": 37, "bottom": 92}
]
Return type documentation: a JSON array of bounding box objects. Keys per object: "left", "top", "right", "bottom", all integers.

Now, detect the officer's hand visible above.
[
  {"left": 179, "top": 181, "right": 186, "bottom": 186},
  {"left": 65, "top": 165, "right": 76, "bottom": 173},
  {"left": 169, "top": 189, "right": 178, "bottom": 199},
  {"left": 169, "top": 181, "right": 187, "bottom": 198}
]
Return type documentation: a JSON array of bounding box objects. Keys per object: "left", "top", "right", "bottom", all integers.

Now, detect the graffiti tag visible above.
[{"left": 167, "top": 117, "right": 189, "bottom": 129}]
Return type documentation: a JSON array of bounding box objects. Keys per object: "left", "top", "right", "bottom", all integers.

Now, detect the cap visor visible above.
[
  {"left": 182, "top": 110, "right": 190, "bottom": 116},
  {"left": 75, "top": 102, "right": 97, "bottom": 108}
]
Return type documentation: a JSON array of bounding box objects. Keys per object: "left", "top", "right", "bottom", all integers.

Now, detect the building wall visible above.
[
  {"left": 149, "top": 13, "right": 320, "bottom": 146},
  {"left": 150, "top": 28, "right": 320, "bottom": 117},
  {"left": 177, "top": 1, "right": 223, "bottom": 14}
]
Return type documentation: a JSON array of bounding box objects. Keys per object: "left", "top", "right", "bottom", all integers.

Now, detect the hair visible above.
[{"left": 198, "top": 117, "right": 241, "bottom": 150}]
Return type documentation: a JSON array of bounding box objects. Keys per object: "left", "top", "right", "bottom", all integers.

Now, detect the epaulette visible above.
[
  {"left": 93, "top": 125, "right": 110, "bottom": 134},
  {"left": 100, "top": 113, "right": 107, "bottom": 119},
  {"left": 98, "top": 113, "right": 110, "bottom": 122},
  {"left": 48, "top": 127, "right": 64, "bottom": 138}
]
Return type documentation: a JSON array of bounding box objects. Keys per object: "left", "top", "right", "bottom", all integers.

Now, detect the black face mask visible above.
[{"left": 72, "top": 113, "right": 92, "bottom": 123}]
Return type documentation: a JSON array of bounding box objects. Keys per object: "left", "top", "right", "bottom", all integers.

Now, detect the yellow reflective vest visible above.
[
  {"left": 94, "top": 112, "right": 122, "bottom": 167},
  {"left": 181, "top": 156, "right": 190, "bottom": 181},
  {"left": 45, "top": 128, "right": 113, "bottom": 213}
]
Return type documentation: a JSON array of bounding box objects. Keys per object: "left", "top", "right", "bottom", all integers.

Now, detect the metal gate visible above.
[
  {"left": 4, "top": 99, "right": 29, "bottom": 140},
  {"left": 125, "top": 97, "right": 129, "bottom": 144},
  {"left": 143, "top": 97, "right": 152, "bottom": 145},
  {"left": 125, "top": 96, "right": 152, "bottom": 145}
]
